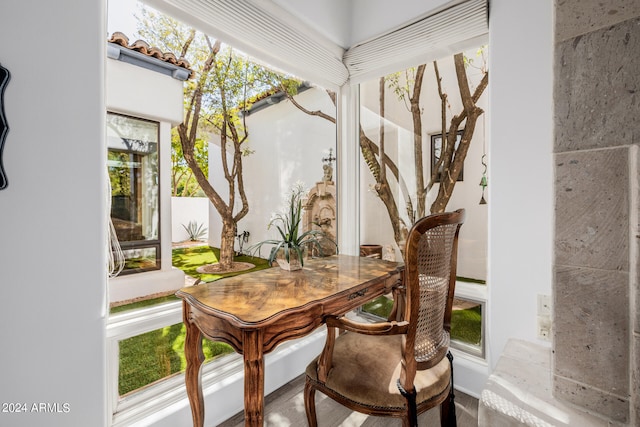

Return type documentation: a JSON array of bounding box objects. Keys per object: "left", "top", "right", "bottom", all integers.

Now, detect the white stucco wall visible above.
[
  {"left": 488, "top": 0, "right": 554, "bottom": 366},
  {"left": 171, "top": 196, "right": 209, "bottom": 242},
  {"left": 106, "top": 59, "right": 184, "bottom": 125},
  {"left": 207, "top": 88, "right": 338, "bottom": 253},
  {"left": 0, "top": 1, "right": 107, "bottom": 426}
]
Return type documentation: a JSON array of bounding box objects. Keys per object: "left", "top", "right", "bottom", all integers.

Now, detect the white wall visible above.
[
  {"left": 0, "top": 1, "right": 107, "bottom": 426},
  {"left": 106, "top": 59, "right": 184, "bottom": 125},
  {"left": 272, "top": 0, "right": 454, "bottom": 48},
  {"left": 171, "top": 196, "right": 209, "bottom": 242},
  {"left": 207, "top": 88, "right": 337, "bottom": 253},
  {"left": 487, "top": 0, "right": 554, "bottom": 367}
]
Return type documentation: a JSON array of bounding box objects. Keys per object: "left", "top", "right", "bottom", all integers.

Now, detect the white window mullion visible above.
[
  {"left": 336, "top": 83, "right": 360, "bottom": 256},
  {"left": 106, "top": 301, "right": 183, "bottom": 341}
]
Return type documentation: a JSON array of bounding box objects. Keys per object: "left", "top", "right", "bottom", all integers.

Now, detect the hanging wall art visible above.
[{"left": 0, "top": 63, "right": 10, "bottom": 190}]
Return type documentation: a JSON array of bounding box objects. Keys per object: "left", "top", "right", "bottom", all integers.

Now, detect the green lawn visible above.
[
  {"left": 115, "top": 246, "right": 271, "bottom": 396},
  {"left": 171, "top": 245, "right": 271, "bottom": 283},
  {"left": 450, "top": 304, "right": 482, "bottom": 345},
  {"left": 363, "top": 295, "right": 482, "bottom": 346},
  {"left": 115, "top": 248, "right": 482, "bottom": 396}
]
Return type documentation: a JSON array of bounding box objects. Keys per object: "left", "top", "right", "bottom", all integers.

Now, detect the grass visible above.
[
  {"left": 362, "top": 295, "right": 395, "bottom": 318},
  {"left": 362, "top": 295, "right": 482, "bottom": 346},
  {"left": 111, "top": 246, "right": 271, "bottom": 315},
  {"left": 115, "top": 248, "right": 482, "bottom": 396},
  {"left": 451, "top": 304, "right": 482, "bottom": 345},
  {"left": 115, "top": 246, "right": 271, "bottom": 396},
  {"left": 171, "top": 245, "right": 271, "bottom": 283},
  {"left": 118, "top": 323, "right": 234, "bottom": 396}
]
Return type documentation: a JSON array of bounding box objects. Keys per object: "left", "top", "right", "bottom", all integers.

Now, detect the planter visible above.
[
  {"left": 275, "top": 256, "right": 303, "bottom": 271},
  {"left": 274, "top": 247, "right": 306, "bottom": 271}
]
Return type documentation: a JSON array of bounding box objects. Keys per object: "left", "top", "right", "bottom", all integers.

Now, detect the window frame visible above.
[{"left": 107, "top": 111, "right": 162, "bottom": 275}]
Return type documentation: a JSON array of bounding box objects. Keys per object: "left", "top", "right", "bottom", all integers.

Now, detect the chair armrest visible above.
[
  {"left": 326, "top": 315, "right": 409, "bottom": 335},
  {"left": 316, "top": 316, "right": 409, "bottom": 382}
]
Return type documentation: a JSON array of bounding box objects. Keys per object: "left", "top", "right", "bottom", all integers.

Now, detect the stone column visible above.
[{"left": 554, "top": 1, "right": 640, "bottom": 424}]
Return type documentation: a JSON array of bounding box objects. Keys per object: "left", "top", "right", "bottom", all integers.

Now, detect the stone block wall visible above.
[{"left": 554, "top": 1, "right": 640, "bottom": 425}]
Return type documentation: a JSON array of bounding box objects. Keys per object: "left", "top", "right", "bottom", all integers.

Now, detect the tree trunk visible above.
[
  {"left": 429, "top": 53, "right": 488, "bottom": 213},
  {"left": 219, "top": 218, "right": 236, "bottom": 268},
  {"left": 411, "top": 65, "right": 426, "bottom": 219},
  {"left": 360, "top": 127, "right": 409, "bottom": 254}
]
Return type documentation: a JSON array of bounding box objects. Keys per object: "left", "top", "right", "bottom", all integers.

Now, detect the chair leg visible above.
[
  {"left": 440, "top": 351, "right": 457, "bottom": 427},
  {"left": 304, "top": 378, "right": 318, "bottom": 427},
  {"left": 397, "top": 379, "right": 418, "bottom": 427}
]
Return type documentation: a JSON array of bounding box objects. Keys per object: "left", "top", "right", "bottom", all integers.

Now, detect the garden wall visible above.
[{"left": 171, "top": 196, "right": 210, "bottom": 243}]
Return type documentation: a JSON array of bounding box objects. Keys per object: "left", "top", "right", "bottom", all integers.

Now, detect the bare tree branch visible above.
[{"left": 280, "top": 86, "right": 336, "bottom": 123}]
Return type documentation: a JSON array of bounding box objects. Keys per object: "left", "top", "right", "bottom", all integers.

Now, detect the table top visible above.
[{"left": 176, "top": 254, "right": 403, "bottom": 326}]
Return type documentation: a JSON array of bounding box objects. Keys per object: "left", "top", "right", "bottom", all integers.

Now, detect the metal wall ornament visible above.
[
  {"left": 0, "top": 63, "right": 10, "bottom": 190},
  {"left": 479, "top": 154, "right": 488, "bottom": 205}
]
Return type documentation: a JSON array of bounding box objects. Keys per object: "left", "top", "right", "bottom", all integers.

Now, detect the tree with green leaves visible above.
[
  {"left": 137, "top": 7, "right": 292, "bottom": 270},
  {"left": 171, "top": 127, "right": 207, "bottom": 197}
]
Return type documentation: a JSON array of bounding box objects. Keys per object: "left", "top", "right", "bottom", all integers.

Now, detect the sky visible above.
[{"left": 107, "top": 0, "right": 139, "bottom": 38}]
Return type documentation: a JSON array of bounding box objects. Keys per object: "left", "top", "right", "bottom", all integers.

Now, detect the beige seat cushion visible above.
[{"left": 306, "top": 332, "right": 451, "bottom": 410}]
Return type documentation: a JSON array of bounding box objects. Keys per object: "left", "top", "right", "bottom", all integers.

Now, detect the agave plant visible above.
[
  {"left": 249, "top": 182, "right": 336, "bottom": 267},
  {"left": 182, "top": 220, "right": 207, "bottom": 241}
]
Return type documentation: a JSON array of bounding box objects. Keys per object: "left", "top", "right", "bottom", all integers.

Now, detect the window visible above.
[
  {"left": 107, "top": 112, "right": 160, "bottom": 274},
  {"left": 117, "top": 321, "right": 232, "bottom": 396},
  {"left": 357, "top": 46, "right": 488, "bottom": 358},
  {"left": 106, "top": 5, "right": 337, "bottom": 422}
]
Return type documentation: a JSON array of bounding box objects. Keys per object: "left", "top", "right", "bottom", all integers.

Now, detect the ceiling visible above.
[{"left": 268, "top": 0, "right": 459, "bottom": 49}]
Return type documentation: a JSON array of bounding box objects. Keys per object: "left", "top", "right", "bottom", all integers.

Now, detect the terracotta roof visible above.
[
  {"left": 243, "top": 82, "right": 312, "bottom": 115},
  {"left": 108, "top": 32, "right": 193, "bottom": 79}
]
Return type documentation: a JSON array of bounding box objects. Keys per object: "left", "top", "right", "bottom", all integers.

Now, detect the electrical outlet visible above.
[
  {"left": 537, "top": 315, "right": 551, "bottom": 341},
  {"left": 537, "top": 294, "right": 552, "bottom": 316}
]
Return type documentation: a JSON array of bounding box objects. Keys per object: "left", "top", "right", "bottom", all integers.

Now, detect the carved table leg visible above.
[
  {"left": 183, "top": 302, "right": 205, "bottom": 427},
  {"left": 242, "top": 329, "right": 265, "bottom": 427}
]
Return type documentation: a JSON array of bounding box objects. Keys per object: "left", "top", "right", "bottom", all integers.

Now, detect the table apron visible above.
[{"left": 186, "top": 272, "right": 401, "bottom": 355}]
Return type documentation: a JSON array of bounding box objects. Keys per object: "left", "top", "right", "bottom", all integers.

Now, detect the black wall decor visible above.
[{"left": 0, "top": 63, "right": 9, "bottom": 190}]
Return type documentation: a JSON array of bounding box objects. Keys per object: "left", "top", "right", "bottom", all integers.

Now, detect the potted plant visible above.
[{"left": 249, "top": 182, "right": 336, "bottom": 270}]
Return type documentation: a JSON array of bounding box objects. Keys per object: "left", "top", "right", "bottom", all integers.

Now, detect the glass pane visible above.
[
  {"left": 451, "top": 297, "right": 483, "bottom": 357},
  {"left": 120, "top": 246, "right": 158, "bottom": 271},
  {"left": 358, "top": 47, "right": 489, "bottom": 328},
  {"left": 358, "top": 48, "right": 488, "bottom": 269},
  {"left": 107, "top": 113, "right": 159, "bottom": 243},
  {"left": 362, "top": 295, "right": 393, "bottom": 319},
  {"left": 118, "top": 322, "right": 234, "bottom": 396},
  {"left": 359, "top": 295, "right": 484, "bottom": 356}
]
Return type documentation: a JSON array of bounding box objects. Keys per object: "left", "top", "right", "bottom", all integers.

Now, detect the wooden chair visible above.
[{"left": 304, "top": 209, "right": 465, "bottom": 427}]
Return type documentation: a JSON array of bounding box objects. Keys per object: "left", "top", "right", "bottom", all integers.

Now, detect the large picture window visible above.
[
  {"left": 107, "top": 112, "right": 160, "bottom": 274},
  {"left": 358, "top": 46, "right": 488, "bottom": 358}
]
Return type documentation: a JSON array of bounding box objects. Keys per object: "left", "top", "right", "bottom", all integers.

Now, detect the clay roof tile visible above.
[
  {"left": 108, "top": 32, "right": 194, "bottom": 79},
  {"left": 108, "top": 31, "right": 129, "bottom": 47},
  {"left": 129, "top": 39, "right": 151, "bottom": 54}
]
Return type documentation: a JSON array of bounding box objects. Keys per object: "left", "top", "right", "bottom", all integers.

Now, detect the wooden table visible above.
[{"left": 176, "top": 254, "right": 404, "bottom": 427}]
